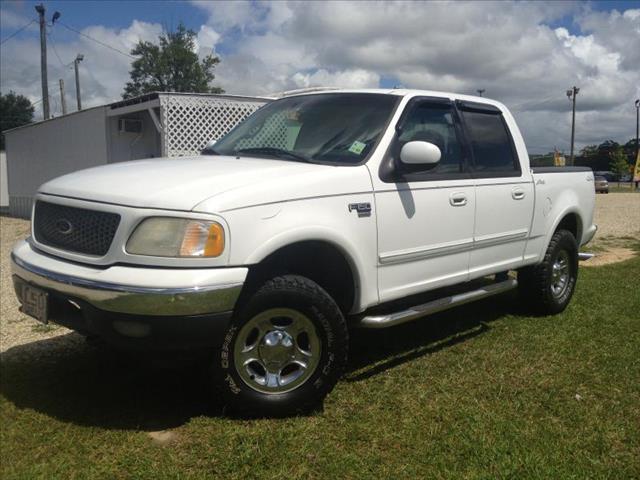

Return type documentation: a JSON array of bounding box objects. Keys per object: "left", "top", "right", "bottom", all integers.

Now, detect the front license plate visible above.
[{"left": 17, "top": 280, "right": 49, "bottom": 324}]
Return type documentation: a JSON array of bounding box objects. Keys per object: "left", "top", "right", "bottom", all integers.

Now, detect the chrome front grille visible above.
[{"left": 33, "top": 201, "right": 121, "bottom": 256}]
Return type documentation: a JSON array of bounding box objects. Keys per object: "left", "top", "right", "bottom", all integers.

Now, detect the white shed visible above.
[{"left": 4, "top": 92, "right": 269, "bottom": 218}]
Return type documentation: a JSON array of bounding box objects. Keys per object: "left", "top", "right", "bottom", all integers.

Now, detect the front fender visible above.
[{"left": 224, "top": 195, "right": 379, "bottom": 312}]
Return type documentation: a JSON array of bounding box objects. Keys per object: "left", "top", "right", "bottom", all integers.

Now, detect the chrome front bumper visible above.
[{"left": 11, "top": 240, "right": 247, "bottom": 317}]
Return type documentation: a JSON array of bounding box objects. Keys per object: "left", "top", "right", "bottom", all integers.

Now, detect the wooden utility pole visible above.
[
  {"left": 566, "top": 86, "right": 579, "bottom": 166},
  {"left": 59, "top": 79, "right": 67, "bottom": 115},
  {"left": 74, "top": 54, "right": 83, "bottom": 111},
  {"left": 35, "top": 4, "right": 50, "bottom": 120}
]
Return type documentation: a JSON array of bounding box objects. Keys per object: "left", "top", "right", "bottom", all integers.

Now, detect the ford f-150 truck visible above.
[{"left": 11, "top": 89, "right": 596, "bottom": 415}]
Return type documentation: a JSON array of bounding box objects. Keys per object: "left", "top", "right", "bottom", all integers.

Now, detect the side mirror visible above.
[{"left": 399, "top": 141, "right": 441, "bottom": 166}]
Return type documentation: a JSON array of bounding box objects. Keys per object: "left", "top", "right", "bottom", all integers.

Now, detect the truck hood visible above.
[{"left": 39, "top": 155, "right": 373, "bottom": 212}]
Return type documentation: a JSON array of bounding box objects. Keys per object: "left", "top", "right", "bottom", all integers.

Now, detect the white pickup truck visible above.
[{"left": 12, "top": 89, "right": 596, "bottom": 415}]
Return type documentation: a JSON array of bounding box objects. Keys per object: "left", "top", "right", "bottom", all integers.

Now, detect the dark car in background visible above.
[
  {"left": 594, "top": 175, "right": 609, "bottom": 193},
  {"left": 594, "top": 171, "right": 614, "bottom": 182}
]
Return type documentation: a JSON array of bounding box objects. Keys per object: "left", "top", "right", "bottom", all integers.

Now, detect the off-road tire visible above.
[
  {"left": 518, "top": 229, "right": 579, "bottom": 315},
  {"left": 214, "top": 275, "right": 348, "bottom": 416}
]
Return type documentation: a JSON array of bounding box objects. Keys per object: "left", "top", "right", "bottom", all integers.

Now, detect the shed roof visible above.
[{"left": 4, "top": 91, "right": 272, "bottom": 134}]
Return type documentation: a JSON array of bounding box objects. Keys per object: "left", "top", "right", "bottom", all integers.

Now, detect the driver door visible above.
[{"left": 372, "top": 98, "right": 475, "bottom": 303}]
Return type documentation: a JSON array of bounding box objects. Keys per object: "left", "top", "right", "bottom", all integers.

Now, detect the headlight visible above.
[{"left": 126, "top": 218, "right": 225, "bottom": 257}]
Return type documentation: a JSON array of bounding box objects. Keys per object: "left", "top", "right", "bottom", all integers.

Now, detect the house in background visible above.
[{"left": 3, "top": 92, "right": 269, "bottom": 218}]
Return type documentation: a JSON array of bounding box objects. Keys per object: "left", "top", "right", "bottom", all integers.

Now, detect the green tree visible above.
[
  {"left": 0, "top": 91, "right": 35, "bottom": 150},
  {"left": 579, "top": 144, "right": 598, "bottom": 157},
  {"left": 609, "top": 146, "right": 630, "bottom": 183},
  {"left": 123, "top": 23, "right": 224, "bottom": 99}
]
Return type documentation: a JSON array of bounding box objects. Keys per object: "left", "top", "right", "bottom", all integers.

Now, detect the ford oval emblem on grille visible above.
[{"left": 55, "top": 218, "right": 74, "bottom": 235}]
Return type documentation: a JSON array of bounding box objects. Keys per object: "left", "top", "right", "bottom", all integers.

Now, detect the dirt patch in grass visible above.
[
  {"left": 148, "top": 430, "right": 179, "bottom": 446},
  {"left": 582, "top": 247, "right": 636, "bottom": 267},
  {"left": 582, "top": 235, "right": 640, "bottom": 267}
]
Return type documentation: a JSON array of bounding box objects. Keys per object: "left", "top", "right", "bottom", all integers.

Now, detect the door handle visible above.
[
  {"left": 449, "top": 192, "right": 467, "bottom": 206},
  {"left": 512, "top": 187, "right": 526, "bottom": 200}
]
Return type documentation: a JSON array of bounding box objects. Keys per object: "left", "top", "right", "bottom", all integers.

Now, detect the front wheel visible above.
[
  {"left": 518, "top": 229, "right": 579, "bottom": 315},
  {"left": 214, "top": 275, "right": 348, "bottom": 416}
]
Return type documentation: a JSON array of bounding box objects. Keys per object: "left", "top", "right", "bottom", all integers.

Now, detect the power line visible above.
[
  {"left": 59, "top": 21, "right": 136, "bottom": 59},
  {"left": 509, "top": 94, "right": 563, "bottom": 111},
  {"left": 48, "top": 31, "right": 71, "bottom": 69},
  {"left": 0, "top": 19, "right": 36, "bottom": 45}
]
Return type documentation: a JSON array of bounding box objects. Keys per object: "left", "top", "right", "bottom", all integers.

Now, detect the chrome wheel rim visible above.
[
  {"left": 550, "top": 250, "right": 571, "bottom": 298},
  {"left": 233, "top": 308, "right": 322, "bottom": 394}
]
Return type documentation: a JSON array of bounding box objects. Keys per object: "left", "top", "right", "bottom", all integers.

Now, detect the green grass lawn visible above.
[
  {"left": 2, "top": 256, "right": 639, "bottom": 479},
  {"left": 607, "top": 185, "right": 639, "bottom": 193}
]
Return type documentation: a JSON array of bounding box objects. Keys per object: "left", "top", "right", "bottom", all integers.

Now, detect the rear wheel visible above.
[
  {"left": 518, "top": 229, "right": 578, "bottom": 315},
  {"left": 215, "top": 275, "right": 348, "bottom": 416}
]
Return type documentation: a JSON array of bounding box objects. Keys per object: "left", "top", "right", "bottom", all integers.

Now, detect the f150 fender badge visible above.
[{"left": 348, "top": 202, "right": 372, "bottom": 217}]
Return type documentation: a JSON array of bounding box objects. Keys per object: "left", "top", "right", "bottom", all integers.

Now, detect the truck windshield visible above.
[{"left": 206, "top": 93, "right": 399, "bottom": 165}]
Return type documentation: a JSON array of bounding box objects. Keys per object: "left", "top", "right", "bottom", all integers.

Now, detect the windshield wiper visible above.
[{"left": 235, "top": 147, "right": 311, "bottom": 163}]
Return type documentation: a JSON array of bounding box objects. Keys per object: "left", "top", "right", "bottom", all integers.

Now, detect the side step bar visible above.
[
  {"left": 356, "top": 279, "right": 518, "bottom": 329},
  {"left": 578, "top": 252, "right": 594, "bottom": 261}
]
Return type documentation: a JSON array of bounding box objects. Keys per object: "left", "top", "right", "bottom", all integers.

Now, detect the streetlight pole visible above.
[
  {"left": 566, "top": 86, "right": 579, "bottom": 166},
  {"left": 635, "top": 99, "right": 639, "bottom": 161},
  {"left": 634, "top": 99, "right": 639, "bottom": 190},
  {"left": 74, "top": 54, "right": 84, "bottom": 111}
]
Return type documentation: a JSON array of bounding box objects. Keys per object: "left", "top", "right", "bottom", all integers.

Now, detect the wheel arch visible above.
[
  {"left": 241, "top": 228, "right": 368, "bottom": 314},
  {"left": 542, "top": 208, "right": 583, "bottom": 258},
  {"left": 554, "top": 210, "right": 582, "bottom": 242}
]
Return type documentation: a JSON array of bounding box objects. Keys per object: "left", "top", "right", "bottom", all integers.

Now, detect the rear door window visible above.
[{"left": 458, "top": 103, "right": 520, "bottom": 177}]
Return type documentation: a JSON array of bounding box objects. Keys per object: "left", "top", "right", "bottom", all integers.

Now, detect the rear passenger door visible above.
[{"left": 457, "top": 101, "right": 534, "bottom": 277}]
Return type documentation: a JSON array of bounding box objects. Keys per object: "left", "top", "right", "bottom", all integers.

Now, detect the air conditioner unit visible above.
[{"left": 119, "top": 118, "right": 143, "bottom": 134}]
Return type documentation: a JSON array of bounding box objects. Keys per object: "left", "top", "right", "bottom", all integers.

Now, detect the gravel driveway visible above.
[
  {"left": 591, "top": 192, "right": 640, "bottom": 238},
  {"left": 0, "top": 217, "right": 89, "bottom": 354},
  {"left": 2, "top": 192, "right": 639, "bottom": 353}
]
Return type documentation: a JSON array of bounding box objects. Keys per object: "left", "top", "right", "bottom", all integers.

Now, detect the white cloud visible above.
[
  {"left": 0, "top": 6, "right": 33, "bottom": 30},
  {"left": 195, "top": 24, "right": 221, "bottom": 58},
  {"left": 291, "top": 68, "right": 380, "bottom": 89},
  {"left": 197, "top": 1, "right": 640, "bottom": 151},
  {"left": 1, "top": 1, "right": 638, "bottom": 152},
  {"left": 1, "top": 20, "right": 163, "bottom": 115}
]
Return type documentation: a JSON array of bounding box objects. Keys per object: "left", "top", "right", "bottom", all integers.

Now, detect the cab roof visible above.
[{"left": 277, "top": 87, "right": 508, "bottom": 113}]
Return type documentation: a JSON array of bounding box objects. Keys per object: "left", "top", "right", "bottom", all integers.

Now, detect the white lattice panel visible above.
[
  {"left": 160, "top": 94, "right": 267, "bottom": 157},
  {"left": 236, "top": 111, "right": 289, "bottom": 150}
]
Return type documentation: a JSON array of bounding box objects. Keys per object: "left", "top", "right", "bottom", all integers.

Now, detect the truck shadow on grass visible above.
[
  {"left": 346, "top": 292, "right": 517, "bottom": 382},
  {"left": 0, "top": 293, "right": 520, "bottom": 429}
]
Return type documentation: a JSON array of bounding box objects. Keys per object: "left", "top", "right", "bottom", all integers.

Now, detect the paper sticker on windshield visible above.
[{"left": 348, "top": 141, "right": 366, "bottom": 155}]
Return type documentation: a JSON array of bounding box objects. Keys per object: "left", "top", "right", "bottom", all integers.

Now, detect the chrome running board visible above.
[
  {"left": 357, "top": 279, "right": 518, "bottom": 329},
  {"left": 578, "top": 252, "right": 594, "bottom": 261}
]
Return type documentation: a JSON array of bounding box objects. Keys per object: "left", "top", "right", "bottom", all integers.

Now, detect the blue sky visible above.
[
  {"left": 1, "top": 1, "right": 639, "bottom": 151},
  {"left": 3, "top": 0, "right": 637, "bottom": 39}
]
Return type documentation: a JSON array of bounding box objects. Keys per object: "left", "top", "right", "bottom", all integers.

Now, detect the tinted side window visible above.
[
  {"left": 461, "top": 110, "right": 519, "bottom": 174},
  {"left": 397, "top": 103, "right": 464, "bottom": 174}
]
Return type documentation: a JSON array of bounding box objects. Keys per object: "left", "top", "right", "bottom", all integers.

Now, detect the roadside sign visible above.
[{"left": 633, "top": 150, "right": 640, "bottom": 183}]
